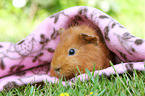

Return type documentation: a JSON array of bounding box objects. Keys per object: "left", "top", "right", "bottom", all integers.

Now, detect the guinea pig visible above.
[{"left": 50, "top": 25, "right": 115, "bottom": 80}]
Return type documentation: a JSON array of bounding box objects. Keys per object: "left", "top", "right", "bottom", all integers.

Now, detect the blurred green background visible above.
[{"left": 0, "top": 0, "right": 144, "bottom": 42}]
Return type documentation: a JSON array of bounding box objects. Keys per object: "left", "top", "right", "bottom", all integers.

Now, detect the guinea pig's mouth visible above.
[
  {"left": 54, "top": 68, "right": 61, "bottom": 76},
  {"left": 54, "top": 67, "right": 77, "bottom": 80},
  {"left": 54, "top": 68, "right": 70, "bottom": 78}
]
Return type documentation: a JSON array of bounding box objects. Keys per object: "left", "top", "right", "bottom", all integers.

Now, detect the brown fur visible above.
[{"left": 50, "top": 25, "right": 115, "bottom": 80}]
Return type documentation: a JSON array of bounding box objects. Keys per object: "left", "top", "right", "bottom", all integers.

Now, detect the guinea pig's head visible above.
[{"left": 51, "top": 25, "right": 110, "bottom": 80}]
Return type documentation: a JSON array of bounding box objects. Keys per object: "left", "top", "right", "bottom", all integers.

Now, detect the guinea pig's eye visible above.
[{"left": 68, "top": 48, "right": 76, "bottom": 56}]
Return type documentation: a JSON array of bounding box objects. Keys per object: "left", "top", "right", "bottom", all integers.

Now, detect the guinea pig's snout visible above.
[
  {"left": 54, "top": 68, "right": 61, "bottom": 75},
  {"left": 55, "top": 68, "right": 60, "bottom": 72}
]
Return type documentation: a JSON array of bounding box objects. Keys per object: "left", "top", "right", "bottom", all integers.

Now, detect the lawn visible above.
[
  {"left": 0, "top": 70, "right": 144, "bottom": 96},
  {"left": 0, "top": 0, "right": 145, "bottom": 95}
]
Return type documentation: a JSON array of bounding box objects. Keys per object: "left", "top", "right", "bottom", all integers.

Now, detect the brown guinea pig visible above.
[{"left": 50, "top": 25, "right": 115, "bottom": 80}]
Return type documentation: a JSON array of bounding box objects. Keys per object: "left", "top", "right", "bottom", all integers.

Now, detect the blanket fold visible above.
[{"left": 0, "top": 6, "right": 144, "bottom": 91}]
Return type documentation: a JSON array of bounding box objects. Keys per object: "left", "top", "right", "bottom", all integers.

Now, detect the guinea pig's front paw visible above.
[{"left": 70, "top": 73, "right": 89, "bottom": 82}]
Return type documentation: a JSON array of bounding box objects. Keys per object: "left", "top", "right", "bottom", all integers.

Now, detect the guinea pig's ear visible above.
[
  {"left": 79, "top": 33, "right": 98, "bottom": 45},
  {"left": 58, "top": 28, "right": 65, "bottom": 35}
]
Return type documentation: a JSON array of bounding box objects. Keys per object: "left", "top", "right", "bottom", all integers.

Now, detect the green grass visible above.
[{"left": 0, "top": 70, "right": 145, "bottom": 96}]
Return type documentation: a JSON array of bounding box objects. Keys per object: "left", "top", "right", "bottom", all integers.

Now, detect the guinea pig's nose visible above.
[
  {"left": 55, "top": 68, "right": 61, "bottom": 72},
  {"left": 54, "top": 68, "right": 61, "bottom": 76}
]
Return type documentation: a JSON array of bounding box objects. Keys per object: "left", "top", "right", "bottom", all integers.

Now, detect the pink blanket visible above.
[{"left": 0, "top": 6, "right": 144, "bottom": 91}]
